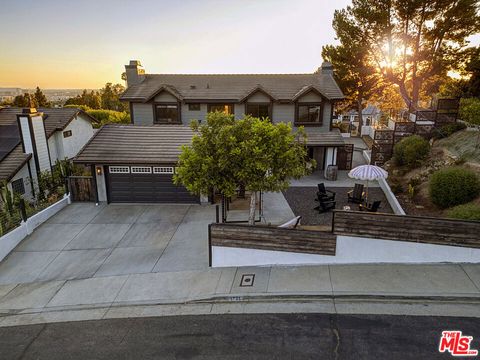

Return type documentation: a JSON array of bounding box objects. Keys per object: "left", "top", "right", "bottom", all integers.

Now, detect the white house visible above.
[{"left": 0, "top": 107, "right": 96, "bottom": 199}]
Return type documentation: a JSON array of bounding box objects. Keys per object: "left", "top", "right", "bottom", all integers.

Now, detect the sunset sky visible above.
[{"left": 1, "top": 0, "right": 479, "bottom": 89}]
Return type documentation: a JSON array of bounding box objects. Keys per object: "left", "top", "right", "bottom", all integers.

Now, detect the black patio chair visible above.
[
  {"left": 314, "top": 195, "right": 336, "bottom": 213},
  {"left": 316, "top": 183, "right": 335, "bottom": 201},
  {"left": 359, "top": 200, "right": 381, "bottom": 213},
  {"left": 347, "top": 183, "right": 365, "bottom": 204}
]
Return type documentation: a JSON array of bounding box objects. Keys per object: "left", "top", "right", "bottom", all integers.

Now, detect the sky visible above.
[
  {"left": 0, "top": 0, "right": 352, "bottom": 89},
  {"left": 0, "top": 0, "right": 478, "bottom": 89}
]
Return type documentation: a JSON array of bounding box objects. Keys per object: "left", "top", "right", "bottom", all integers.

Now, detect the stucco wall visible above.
[
  {"left": 60, "top": 114, "right": 94, "bottom": 159},
  {"left": 212, "top": 235, "right": 480, "bottom": 267}
]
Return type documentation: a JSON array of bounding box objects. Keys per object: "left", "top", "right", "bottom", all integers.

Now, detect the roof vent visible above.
[{"left": 190, "top": 85, "right": 196, "bottom": 89}]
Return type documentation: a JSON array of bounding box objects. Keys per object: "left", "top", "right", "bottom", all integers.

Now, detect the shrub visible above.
[
  {"left": 429, "top": 167, "right": 480, "bottom": 208},
  {"left": 447, "top": 203, "right": 480, "bottom": 221},
  {"left": 432, "top": 122, "right": 467, "bottom": 139},
  {"left": 85, "top": 109, "right": 130, "bottom": 128},
  {"left": 459, "top": 98, "right": 480, "bottom": 126},
  {"left": 393, "top": 135, "right": 430, "bottom": 167}
]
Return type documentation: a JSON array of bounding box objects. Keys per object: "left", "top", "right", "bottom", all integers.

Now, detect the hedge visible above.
[{"left": 447, "top": 203, "right": 480, "bottom": 221}]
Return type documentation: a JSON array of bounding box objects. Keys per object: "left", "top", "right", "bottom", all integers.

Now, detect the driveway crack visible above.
[{"left": 329, "top": 314, "right": 341, "bottom": 360}]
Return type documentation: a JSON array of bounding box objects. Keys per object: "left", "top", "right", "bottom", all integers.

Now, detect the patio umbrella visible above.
[{"left": 348, "top": 165, "right": 388, "bottom": 203}]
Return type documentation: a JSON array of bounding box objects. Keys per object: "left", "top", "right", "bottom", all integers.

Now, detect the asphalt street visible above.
[{"left": 1, "top": 313, "right": 479, "bottom": 359}]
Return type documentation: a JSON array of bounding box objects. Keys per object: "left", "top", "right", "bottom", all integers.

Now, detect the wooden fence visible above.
[
  {"left": 332, "top": 210, "right": 480, "bottom": 249},
  {"left": 208, "top": 223, "right": 337, "bottom": 260},
  {"left": 68, "top": 176, "right": 96, "bottom": 202}
]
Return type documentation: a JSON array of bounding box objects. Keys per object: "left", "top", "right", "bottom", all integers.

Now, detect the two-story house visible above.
[
  {"left": 0, "top": 107, "right": 95, "bottom": 200},
  {"left": 74, "top": 60, "right": 348, "bottom": 204}
]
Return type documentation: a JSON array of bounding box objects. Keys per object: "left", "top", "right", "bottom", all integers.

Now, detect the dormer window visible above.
[
  {"left": 295, "top": 103, "right": 323, "bottom": 126},
  {"left": 245, "top": 103, "right": 271, "bottom": 119},
  {"left": 155, "top": 103, "right": 180, "bottom": 124},
  {"left": 207, "top": 104, "right": 234, "bottom": 115}
]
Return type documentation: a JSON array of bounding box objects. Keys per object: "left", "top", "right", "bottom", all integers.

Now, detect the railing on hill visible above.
[{"left": 332, "top": 210, "right": 480, "bottom": 248}]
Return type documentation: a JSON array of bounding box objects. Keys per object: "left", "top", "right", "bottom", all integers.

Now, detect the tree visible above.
[
  {"left": 339, "top": 0, "right": 480, "bottom": 109},
  {"left": 33, "top": 87, "right": 50, "bottom": 107},
  {"left": 13, "top": 93, "right": 37, "bottom": 108},
  {"left": 439, "top": 47, "right": 480, "bottom": 98},
  {"left": 174, "top": 112, "right": 313, "bottom": 225},
  {"left": 322, "top": 8, "right": 383, "bottom": 134},
  {"left": 100, "top": 83, "right": 127, "bottom": 111},
  {"left": 64, "top": 90, "right": 101, "bottom": 109}
]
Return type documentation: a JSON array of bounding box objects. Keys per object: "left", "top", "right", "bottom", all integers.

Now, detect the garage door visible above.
[{"left": 106, "top": 166, "right": 199, "bottom": 204}]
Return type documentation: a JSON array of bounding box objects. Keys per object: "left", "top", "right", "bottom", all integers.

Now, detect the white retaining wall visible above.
[
  {"left": 362, "top": 149, "right": 405, "bottom": 215},
  {"left": 212, "top": 235, "right": 480, "bottom": 267},
  {"left": 0, "top": 194, "right": 70, "bottom": 262}
]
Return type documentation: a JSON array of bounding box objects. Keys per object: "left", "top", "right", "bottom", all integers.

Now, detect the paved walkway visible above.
[{"left": 0, "top": 263, "right": 479, "bottom": 326}]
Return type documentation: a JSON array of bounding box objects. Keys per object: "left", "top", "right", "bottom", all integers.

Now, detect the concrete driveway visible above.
[{"left": 0, "top": 203, "right": 215, "bottom": 285}]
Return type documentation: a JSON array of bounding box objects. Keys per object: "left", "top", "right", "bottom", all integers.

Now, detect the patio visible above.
[{"left": 283, "top": 186, "right": 393, "bottom": 227}]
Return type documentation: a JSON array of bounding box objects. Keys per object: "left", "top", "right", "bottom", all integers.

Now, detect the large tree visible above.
[
  {"left": 100, "top": 83, "right": 127, "bottom": 112},
  {"left": 322, "top": 8, "right": 383, "bottom": 133},
  {"left": 174, "top": 112, "right": 313, "bottom": 225},
  {"left": 13, "top": 93, "right": 37, "bottom": 108},
  {"left": 339, "top": 0, "right": 479, "bottom": 109}
]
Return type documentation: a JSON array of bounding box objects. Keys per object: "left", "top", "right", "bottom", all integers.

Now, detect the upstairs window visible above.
[
  {"left": 188, "top": 104, "right": 200, "bottom": 111},
  {"left": 155, "top": 104, "right": 180, "bottom": 124},
  {"left": 207, "top": 104, "right": 234, "bottom": 115},
  {"left": 296, "top": 103, "right": 323, "bottom": 125},
  {"left": 245, "top": 103, "right": 271, "bottom": 119},
  {"left": 63, "top": 130, "right": 72, "bottom": 138}
]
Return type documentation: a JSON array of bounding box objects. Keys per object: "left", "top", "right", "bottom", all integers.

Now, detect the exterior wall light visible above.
[{"left": 96, "top": 166, "right": 103, "bottom": 175}]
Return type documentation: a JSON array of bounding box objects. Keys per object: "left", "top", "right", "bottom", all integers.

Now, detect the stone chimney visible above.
[
  {"left": 124, "top": 60, "right": 145, "bottom": 87},
  {"left": 320, "top": 61, "right": 334, "bottom": 75}
]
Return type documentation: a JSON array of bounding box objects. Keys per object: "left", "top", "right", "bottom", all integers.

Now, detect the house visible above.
[
  {"left": 338, "top": 105, "right": 382, "bottom": 137},
  {"left": 73, "top": 60, "right": 347, "bottom": 204},
  {"left": 0, "top": 107, "right": 95, "bottom": 199}
]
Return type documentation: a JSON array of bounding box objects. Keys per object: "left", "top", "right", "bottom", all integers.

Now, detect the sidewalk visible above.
[{"left": 0, "top": 263, "right": 479, "bottom": 326}]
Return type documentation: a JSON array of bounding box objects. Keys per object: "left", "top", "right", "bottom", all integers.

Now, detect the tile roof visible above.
[
  {"left": 0, "top": 107, "right": 94, "bottom": 138},
  {"left": 74, "top": 125, "right": 195, "bottom": 165},
  {"left": 120, "top": 73, "right": 344, "bottom": 102},
  {"left": 303, "top": 128, "right": 345, "bottom": 146},
  {"left": 0, "top": 144, "right": 31, "bottom": 182}
]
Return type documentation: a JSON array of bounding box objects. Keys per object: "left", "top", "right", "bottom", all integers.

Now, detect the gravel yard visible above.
[{"left": 282, "top": 186, "right": 393, "bottom": 226}]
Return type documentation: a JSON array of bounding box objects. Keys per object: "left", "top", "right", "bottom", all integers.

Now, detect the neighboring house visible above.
[
  {"left": 338, "top": 105, "right": 382, "bottom": 136},
  {"left": 0, "top": 107, "right": 95, "bottom": 199},
  {"left": 74, "top": 60, "right": 347, "bottom": 204}
]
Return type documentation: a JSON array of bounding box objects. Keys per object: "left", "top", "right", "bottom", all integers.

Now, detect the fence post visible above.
[
  {"left": 215, "top": 204, "right": 219, "bottom": 223},
  {"left": 64, "top": 177, "right": 70, "bottom": 195},
  {"left": 19, "top": 198, "right": 27, "bottom": 222}
]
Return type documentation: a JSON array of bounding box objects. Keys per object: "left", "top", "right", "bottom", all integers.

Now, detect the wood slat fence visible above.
[
  {"left": 333, "top": 210, "right": 480, "bottom": 249},
  {"left": 68, "top": 176, "right": 96, "bottom": 202},
  {"left": 209, "top": 223, "right": 336, "bottom": 261}
]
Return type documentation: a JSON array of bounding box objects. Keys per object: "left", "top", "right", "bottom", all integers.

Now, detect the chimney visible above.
[
  {"left": 320, "top": 61, "right": 334, "bottom": 75},
  {"left": 17, "top": 108, "right": 51, "bottom": 177},
  {"left": 124, "top": 60, "right": 145, "bottom": 87}
]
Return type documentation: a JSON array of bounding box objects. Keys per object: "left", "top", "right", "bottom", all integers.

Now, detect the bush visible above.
[
  {"left": 393, "top": 135, "right": 430, "bottom": 167},
  {"left": 85, "top": 109, "right": 130, "bottom": 128},
  {"left": 429, "top": 167, "right": 480, "bottom": 208},
  {"left": 459, "top": 98, "right": 480, "bottom": 126},
  {"left": 447, "top": 203, "right": 480, "bottom": 221},
  {"left": 432, "top": 122, "right": 467, "bottom": 139}
]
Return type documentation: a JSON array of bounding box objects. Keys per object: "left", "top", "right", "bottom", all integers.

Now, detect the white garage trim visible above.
[
  {"left": 131, "top": 166, "right": 152, "bottom": 174},
  {"left": 109, "top": 166, "right": 130, "bottom": 174},
  {"left": 153, "top": 166, "right": 174, "bottom": 174}
]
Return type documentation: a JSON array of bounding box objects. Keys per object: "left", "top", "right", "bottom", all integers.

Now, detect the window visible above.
[
  {"left": 246, "top": 103, "right": 271, "bottom": 119},
  {"left": 63, "top": 130, "right": 72, "bottom": 138},
  {"left": 188, "top": 104, "right": 201, "bottom": 111},
  {"left": 296, "top": 103, "right": 323, "bottom": 125},
  {"left": 131, "top": 166, "right": 152, "bottom": 174},
  {"left": 153, "top": 167, "right": 174, "bottom": 174},
  {"left": 207, "top": 104, "right": 234, "bottom": 115},
  {"left": 11, "top": 178, "right": 25, "bottom": 195},
  {"left": 155, "top": 104, "right": 180, "bottom": 124},
  {"left": 109, "top": 166, "right": 130, "bottom": 174}
]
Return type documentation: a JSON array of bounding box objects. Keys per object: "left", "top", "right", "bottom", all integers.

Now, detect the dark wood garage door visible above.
[{"left": 106, "top": 166, "right": 199, "bottom": 204}]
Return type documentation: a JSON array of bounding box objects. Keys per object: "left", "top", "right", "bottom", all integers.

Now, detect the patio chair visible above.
[
  {"left": 278, "top": 216, "right": 302, "bottom": 229},
  {"left": 359, "top": 200, "right": 381, "bottom": 213},
  {"left": 347, "top": 183, "right": 365, "bottom": 204},
  {"left": 316, "top": 183, "right": 335, "bottom": 201},
  {"left": 314, "top": 195, "right": 336, "bottom": 213}
]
